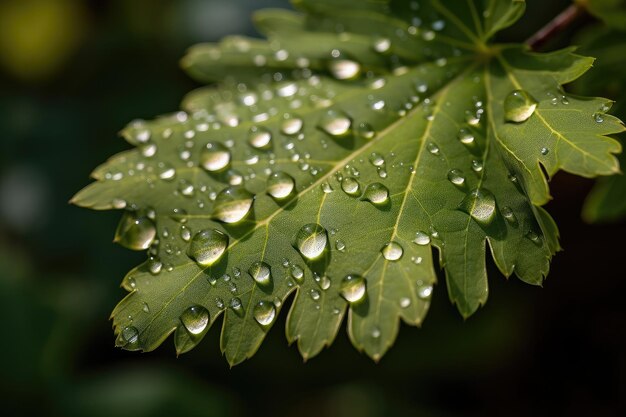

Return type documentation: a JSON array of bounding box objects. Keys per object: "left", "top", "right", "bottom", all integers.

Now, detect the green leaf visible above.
[
  {"left": 583, "top": 0, "right": 626, "bottom": 31},
  {"left": 73, "top": 0, "right": 624, "bottom": 365}
]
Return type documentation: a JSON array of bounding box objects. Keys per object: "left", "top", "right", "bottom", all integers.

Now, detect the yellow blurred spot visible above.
[{"left": 0, "top": 0, "right": 87, "bottom": 81}]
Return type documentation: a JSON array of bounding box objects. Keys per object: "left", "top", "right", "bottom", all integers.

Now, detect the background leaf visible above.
[{"left": 73, "top": 0, "right": 624, "bottom": 365}]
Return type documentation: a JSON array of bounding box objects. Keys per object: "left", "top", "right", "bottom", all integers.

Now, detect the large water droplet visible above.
[
  {"left": 248, "top": 126, "right": 273, "bottom": 150},
  {"left": 281, "top": 115, "right": 304, "bottom": 135},
  {"left": 340, "top": 274, "right": 366, "bottom": 303},
  {"left": 253, "top": 301, "right": 276, "bottom": 326},
  {"left": 363, "top": 182, "right": 389, "bottom": 205},
  {"left": 328, "top": 59, "right": 361, "bottom": 80},
  {"left": 180, "top": 305, "right": 209, "bottom": 335},
  {"left": 295, "top": 223, "right": 328, "bottom": 260},
  {"left": 341, "top": 177, "right": 361, "bottom": 196},
  {"left": 187, "top": 229, "right": 228, "bottom": 266},
  {"left": 381, "top": 241, "right": 403, "bottom": 261},
  {"left": 249, "top": 261, "right": 272, "bottom": 286},
  {"left": 115, "top": 211, "right": 157, "bottom": 250},
  {"left": 413, "top": 231, "right": 431, "bottom": 245},
  {"left": 459, "top": 188, "right": 497, "bottom": 226},
  {"left": 319, "top": 110, "right": 352, "bottom": 137},
  {"left": 267, "top": 171, "right": 295, "bottom": 200},
  {"left": 121, "top": 326, "right": 139, "bottom": 344},
  {"left": 504, "top": 90, "right": 538, "bottom": 123},
  {"left": 200, "top": 142, "right": 231, "bottom": 172},
  {"left": 213, "top": 186, "right": 254, "bottom": 223}
]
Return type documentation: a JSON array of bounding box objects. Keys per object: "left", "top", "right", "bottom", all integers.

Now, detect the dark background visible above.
[{"left": 0, "top": 1, "right": 623, "bottom": 416}]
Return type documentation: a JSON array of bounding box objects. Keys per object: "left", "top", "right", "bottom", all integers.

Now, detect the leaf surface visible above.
[{"left": 73, "top": 0, "right": 623, "bottom": 364}]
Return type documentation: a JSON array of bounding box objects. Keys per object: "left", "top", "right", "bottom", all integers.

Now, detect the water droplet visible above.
[
  {"left": 180, "top": 305, "right": 209, "bottom": 335},
  {"left": 148, "top": 256, "right": 163, "bottom": 275},
  {"left": 427, "top": 142, "right": 440, "bottom": 155},
  {"left": 267, "top": 171, "right": 295, "bottom": 200},
  {"left": 158, "top": 163, "right": 176, "bottom": 181},
  {"left": 457, "top": 128, "right": 475, "bottom": 145},
  {"left": 248, "top": 126, "right": 273, "bottom": 150},
  {"left": 213, "top": 186, "right": 254, "bottom": 223},
  {"left": 501, "top": 206, "right": 517, "bottom": 224},
  {"left": 290, "top": 264, "right": 304, "bottom": 282},
  {"left": 340, "top": 274, "right": 366, "bottom": 303},
  {"left": 341, "top": 177, "right": 361, "bottom": 196},
  {"left": 593, "top": 112, "right": 604, "bottom": 123},
  {"left": 371, "top": 327, "right": 381, "bottom": 338},
  {"left": 180, "top": 225, "right": 191, "bottom": 242},
  {"left": 253, "top": 301, "right": 276, "bottom": 326},
  {"left": 526, "top": 230, "right": 543, "bottom": 246},
  {"left": 363, "top": 183, "right": 389, "bottom": 205},
  {"left": 319, "top": 110, "right": 352, "bottom": 137},
  {"left": 177, "top": 179, "right": 195, "bottom": 197},
  {"left": 447, "top": 169, "right": 465, "bottom": 186},
  {"left": 295, "top": 223, "right": 328, "bottom": 260},
  {"left": 142, "top": 302, "right": 150, "bottom": 313},
  {"left": 328, "top": 59, "right": 361, "bottom": 80},
  {"left": 369, "top": 152, "right": 385, "bottom": 167},
  {"left": 215, "top": 297, "right": 225, "bottom": 309},
  {"left": 399, "top": 297, "right": 411, "bottom": 308},
  {"left": 200, "top": 142, "right": 231, "bottom": 172},
  {"left": 115, "top": 212, "right": 157, "bottom": 250},
  {"left": 417, "top": 284, "right": 433, "bottom": 299},
  {"left": 249, "top": 261, "right": 272, "bottom": 286},
  {"left": 459, "top": 188, "right": 497, "bottom": 226},
  {"left": 230, "top": 297, "right": 242, "bottom": 311},
  {"left": 309, "top": 289, "right": 321, "bottom": 301},
  {"left": 540, "top": 147, "right": 549, "bottom": 156},
  {"left": 187, "top": 229, "right": 228, "bottom": 266},
  {"left": 504, "top": 90, "right": 538, "bottom": 123},
  {"left": 356, "top": 122, "right": 376, "bottom": 139},
  {"left": 373, "top": 37, "right": 391, "bottom": 53},
  {"left": 413, "top": 231, "right": 431, "bottom": 245},
  {"left": 381, "top": 241, "right": 403, "bottom": 261},
  {"left": 335, "top": 239, "right": 346, "bottom": 252},
  {"left": 281, "top": 115, "right": 304, "bottom": 135},
  {"left": 321, "top": 182, "right": 334, "bottom": 193},
  {"left": 121, "top": 326, "right": 139, "bottom": 344}
]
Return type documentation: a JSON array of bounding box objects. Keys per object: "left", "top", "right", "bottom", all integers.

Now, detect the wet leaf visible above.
[{"left": 73, "top": 0, "right": 623, "bottom": 365}]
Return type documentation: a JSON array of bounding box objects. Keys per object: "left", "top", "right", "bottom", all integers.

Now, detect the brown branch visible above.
[{"left": 526, "top": 3, "right": 588, "bottom": 50}]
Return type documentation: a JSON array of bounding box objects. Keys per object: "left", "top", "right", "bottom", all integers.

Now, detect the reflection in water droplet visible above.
[
  {"left": 319, "top": 110, "right": 352, "bottom": 137},
  {"left": 213, "top": 186, "right": 254, "bottom": 223},
  {"left": 295, "top": 223, "right": 328, "bottom": 260},
  {"left": 281, "top": 115, "right": 304, "bottom": 135},
  {"left": 457, "top": 128, "right": 475, "bottom": 145},
  {"left": 459, "top": 188, "right": 497, "bottom": 226},
  {"left": 267, "top": 171, "right": 295, "bottom": 200},
  {"left": 341, "top": 177, "right": 361, "bottom": 196},
  {"left": 115, "top": 211, "right": 157, "bottom": 251},
  {"left": 373, "top": 37, "right": 391, "bottom": 53},
  {"left": 399, "top": 297, "right": 411, "bottom": 308},
  {"left": 447, "top": 169, "right": 465, "bottom": 186},
  {"left": 310, "top": 289, "right": 321, "bottom": 301},
  {"left": 187, "top": 229, "right": 228, "bottom": 267},
  {"left": 253, "top": 301, "right": 276, "bottom": 326},
  {"left": 356, "top": 122, "right": 376, "bottom": 139},
  {"left": 418, "top": 284, "right": 433, "bottom": 299},
  {"left": 501, "top": 206, "right": 517, "bottom": 224},
  {"left": 249, "top": 261, "right": 272, "bottom": 286},
  {"left": 340, "top": 275, "right": 366, "bottom": 303},
  {"left": 504, "top": 90, "right": 538, "bottom": 123},
  {"left": 414, "top": 231, "right": 431, "bottom": 245},
  {"left": 248, "top": 126, "right": 273, "bottom": 150},
  {"left": 290, "top": 264, "right": 304, "bottom": 282},
  {"left": 381, "top": 241, "right": 404, "bottom": 261},
  {"left": 363, "top": 183, "right": 389, "bottom": 205},
  {"left": 328, "top": 59, "right": 361, "bottom": 80},
  {"left": 180, "top": 305, "right": 209, "bottom": 335},
  {"left": 200, "top": 142, "right": 231, "bottom": 172},
  {"left": 122, "top": 326, "right": 139, "bottom": 344}
]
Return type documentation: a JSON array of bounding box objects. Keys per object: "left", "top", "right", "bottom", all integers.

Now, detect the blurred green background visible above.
[{"left": 0, "top": 1, "right": 624, "bottom": 416}]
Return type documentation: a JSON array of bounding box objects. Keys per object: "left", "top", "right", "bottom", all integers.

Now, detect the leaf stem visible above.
[{"left": 526, "top": 3, "right": 587, "bottom": 50}]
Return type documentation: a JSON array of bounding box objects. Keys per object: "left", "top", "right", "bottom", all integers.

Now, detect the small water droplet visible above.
[
  {"left": 309, "top": 289, "right": 321, "bottom": 301},
  {"left": 447, "top": 169, "right": 465, "bottom": 186},
  {"left": 200, "top": 142, "right": 231, "bottom": 172},
  {"left": 414, "top": 231, "right": 431, "bottom": 245},
  {"left": 267, "top": 171, "right": 295, "bottom": 200},
  {"left": 373, "top": 37, "right": 391, "bottom": 53},
  {"left": 381, "top": 241, "right": 403, "bottom": 261},
  {"left": 187, "top": 229, "right": 228, "bottom": 266},
  {"left": 121, "top": 326, "right": 139, "bottom": 344},
  {"left": 417, "top": 284, "right": 433, "bottom": 299},
  {"left": 341, "top": 177, "right": 361, "bottom": 196},
  {"left": 253, "top": 301, "right": 276, "bottom": 326},
  {"left": 248, "top": 126, "right": 273, "bottom": 150},
  {"left": 459, "top": 188, "right": 497, "bottom": 226},
  {"left": 427, "top": 142, "right": 440, "bottom": 155},
  {"left": 290, "top": 264, "right": 304, "bottom": 282},
  {"left": 148, "top": 256, "right": 163, "bottom": 275},
  {"left": 340, "top": 274, "right": 366, "bottom": 303},
  {"left": 363, "top": 182, "right": 389, "bottom": 205},
  {"left": 328, "top": 59, "right": 361, "bottom": 80},
  {"left": 399, "top": 297, "right": 411, "bottom": 308},
  {"left": 501, "top": 206, "right": 517, "bottom": 224},
  {"left": 230, "top": 297, "right": 242, "bottom": 311},
  {"left": 115, "top": 212, "right": 157, "bottom": 250},
  {"left": 471, "top": 159, "right": 483, "bottom": 172},
  {"left": 215, "top": 297, "right": 225, "bottom": 309},
  {"left": 504, "top": 90, "right": 538, "bottom": 123},
  {"left": 212, "top": 186, "right": 254, "bottom": 223},
  {"left": 526, "top": 230, "right": 543, "bottom": 246},
  {"left": 295, "top": 223, "right": 328, "bottom": 260},
  {"left": 180, "top": 305, "right": 209, "bottom": 335},
  {"left": 158, "top": 163, "right": 176, "bottom": 181},
  {"left": 281, "top": 115, "right": 304, "bottom": 135},
  {"left": 319, "top": 110, "right": 352, "bottom": 137},
  {"left": 593, "top": 112, "right": 604, "bottom": 123},
  {"left": 321, "top": 182, "right": 334, "bottom": 193},
  {"left": 142, "top": 302, "right": 150, "bottom": 313},
  {"left": 335, "top": 239, "right": 346, "bottom": 252},
  {"left": 356, "top": 122, "right": 376, "bottom": 139},
  {"left": 457, "top": 128, "right": 475, "bottom": 145},
  {"left": 249, "top": 261, "right": 272, "bottom": 286}
]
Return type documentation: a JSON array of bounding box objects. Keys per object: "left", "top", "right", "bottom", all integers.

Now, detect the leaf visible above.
[
  {"left": 573, "top": 27, "right": 626, "bottom": 222},
  {"left": 583, "top": 0, "right": 626, "bottom": 31},
  {"left": 73, "top": 0, "right": 624, "bottom": 365}
]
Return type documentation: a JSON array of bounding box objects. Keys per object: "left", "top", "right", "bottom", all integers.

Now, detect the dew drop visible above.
[
  {"left": 328, "top": 59, "right": 361, "bottom": 80},
  {"left": 340, "top": 274, "right": 366, "bottom": 303},
  {"left": 249, "top": 261, "right": 272, "bottom": 286},
  {"left": 363, "top": 182, "right": 389, "bottom": 205},
  {"left": 373, "top": 37, "right": 391, "bottom": 53},
  {"left": 356, "top": 122, "right": 376, "bottom": 139},
  {"left": 457, "top": 128, "right": 475, "bottom": 145},
  {"left": 540, "top": 147, "right": 549, "bottom": 156},
  {"left": 414, "top": 231, "right": 431, "bottom": 245},
  {"left": 212, "top": 186, "right": 254, "bottom": 223},
  {"left": 381, "top": 241, "right": 403, "bottom": 261},
  {"left": 267, "top": 171, "right": 295, "bottom": 200},
  {"left": 253, "top": 301, "right": 276, "bottom": 326},
  {"left": 501, "top": 206, "right": 517, "bottom": 224},
  {"left": 459, "top": 188, "right": 497, "bottom": 226},
  {"left": 335, "top": 239, "right": 346, "bottom": 252},
  {"left": 230, "top": 297, "right": 242, "bottom": 311},
  {"left": 121, "top": 326, "right": 139, "bottom": 344},
  {"left": 187, "top": 229, "right": 228, "bottom": 267},
  {"left": 295, "top": 223, "right": 328, "bottom": 260},
  {"left": 200, "top": 142, "right": 231, "bottom": 172},
  {"left": 504, "top": 90, "right": 538, "bottom": 123},
  {"left": 369, "top": 152, "right": 385, "bottom": 167},
  {"left": 290, "top": 264, "right": 304, "bottom": 282},
  {"left": 321, "top": 182, "right": 334, "bottom": 193},
  {"left": 248, "top": 126, "right": 273, "bottom": 150},
  {"left": 427, "top": 142, "right": 440, "bottom": 155},
  {"left": 399, "top": 297, "right": 411, "bottom": 308},
  {"left": 115, "top": 212, "right": 157, "bottom": 251},
  {"left": 180, "top": 305, "right": 209, "bottom": 335},
  {"left": 418, "top": 284, "right": 433, "bottom": 299},
  {"left": 281, "top": 115, "right": 304, "bottom": 135},
  {"left": 310, "top": 289, "right": 321, "bottom": 301},
  {"left": 158, "top": 163, "right": 176, "bottom": 181},
  {"left": 341, "top": 177, "right": 361, "bottom": 196},
  {"left": 319, "top": 110, "right": 352, "bottom": 137},
  {"left": 447, "top": 169, "right": 465, "bottom": 186}
]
